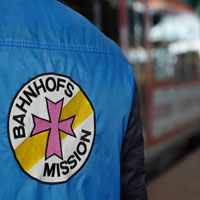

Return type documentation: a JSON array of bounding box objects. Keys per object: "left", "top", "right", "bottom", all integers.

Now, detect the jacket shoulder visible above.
[{"left": 0, "top": 0, "right": 124, "bottom": 60}]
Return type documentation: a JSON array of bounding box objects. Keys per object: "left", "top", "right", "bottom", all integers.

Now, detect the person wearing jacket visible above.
[{"left": 0, "top": 0, "right": 147, "bottom": 199}]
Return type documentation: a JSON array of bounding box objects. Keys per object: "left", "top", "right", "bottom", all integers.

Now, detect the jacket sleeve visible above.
[{"left": 120, "top": 84, "right": 148, "bottom": 200}]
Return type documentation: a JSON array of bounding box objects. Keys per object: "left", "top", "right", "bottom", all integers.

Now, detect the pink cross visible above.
[{"left": 31, "top": 98, "right": 75, "bottom": 160}]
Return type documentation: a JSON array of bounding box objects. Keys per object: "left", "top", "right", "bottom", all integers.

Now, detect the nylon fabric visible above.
[{"left": 0, "top": 0, "right": 135, "bottom": 199}]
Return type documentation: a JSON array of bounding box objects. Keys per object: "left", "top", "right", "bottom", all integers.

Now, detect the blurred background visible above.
[{"left": 60, "top": 0, "right": 200, "bottom": 199}]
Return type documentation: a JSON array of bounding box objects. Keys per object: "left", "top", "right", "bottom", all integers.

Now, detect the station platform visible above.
[{"left": 147, "top": 147, "right": 200, "bottom": 200}]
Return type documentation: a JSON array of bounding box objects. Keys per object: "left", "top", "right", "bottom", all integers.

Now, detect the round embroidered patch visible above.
[{"left": 8, "top": 73, "right": 95, "bottom": 184}]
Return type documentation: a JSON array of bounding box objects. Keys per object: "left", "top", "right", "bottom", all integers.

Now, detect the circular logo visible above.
[{"left": 8, "top": 73, "right": 95, "bottom": 184}]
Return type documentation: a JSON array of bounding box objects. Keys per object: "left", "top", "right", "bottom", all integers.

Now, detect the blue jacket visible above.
[{"left": 0, "top": 0, "right": 147, "bottom": 199}]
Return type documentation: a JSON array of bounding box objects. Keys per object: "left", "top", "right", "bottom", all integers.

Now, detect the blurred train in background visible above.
[{"left": 61, "top": 0, "right": 200, "bottom": 179}]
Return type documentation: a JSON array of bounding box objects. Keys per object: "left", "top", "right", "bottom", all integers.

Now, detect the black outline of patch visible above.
[{"left": 7, "top": 73, "right": 96, "bottom": 185}]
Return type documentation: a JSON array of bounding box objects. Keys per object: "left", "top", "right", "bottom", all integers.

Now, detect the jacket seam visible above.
[
  {"left": 0, "top": 39, "right": 133, "bottom": 85},
  {"left": 0, "top": 39, "right": 128, "bottom": 63}
]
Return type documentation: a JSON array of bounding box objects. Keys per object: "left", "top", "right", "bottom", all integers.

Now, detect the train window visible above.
[
  {"left": 150, "top": 12, "right": 200, "bottom": 81},
  {"left": 127, "top": 4, "right": 200, "bottom": 83},
  {"left": 152, "top": 46, "right": 177, "bottom": 81}
]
